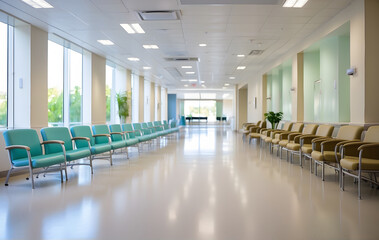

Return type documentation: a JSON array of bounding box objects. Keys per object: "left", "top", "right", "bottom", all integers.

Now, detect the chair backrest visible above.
[
  {"left": 41, "top": 127, "right": 74, "bottom": 154},
  {"left": 315, "top": 125, "right": 334, "bottom": 137},
  {"left": 302, "top": 124, "right": 318, "bottom": 135},
  {"left": 171, "top": 120, "right": 177, "bottom": 128},
  {"left": 163, "top": 120, "right": 168, "bottom": 125},
  {"left": 259, "top": 121, "right": 266, "bottom": 128},
  {"left": 92, "top": 125, "right": 110, "bottom": 144},
  {"left": 147, "top": 122, "right": 154, "bottom": 128},
  {"left": 122, "top": 124, "right": 136, "bottom": 139},
  {"left": 363, "top": 126, "right": 379, "bottom": 142},
  {"left": 3, "top": 129, "right": 42, "bottom": 160},
  {"left": 336, "top": 125, "right": 364, "bottom": 141},
  {"left": 109, "top": 124, "right": 124, "bottom": 142},
  {"left": 141, "top": 122, "right": 149, "bottom": 129},
  {"left": 282, "top": 122, "right": 293, "bottom": 131},
  {"left": 132, "top": 123, "right": 143, "bottom": 136},
  {"left": 153, "top": 121, "right": 162, "bottom": 126},
  {"left": 290, "top": 123, "right": 304, "bottom": 133},
  {"left": 71, "top": 126, "right": 95, "bottom": 147}
]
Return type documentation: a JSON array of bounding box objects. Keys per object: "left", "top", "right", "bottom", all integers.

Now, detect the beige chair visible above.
[
  {"left": 242, "top": 121, "right": 261, "bottom": 141},
  {"left": 261, "top": 122, "right": 293, "bottom": 151},
  {"left": 280, "top": 124, "right": 318, "bottom": 162},
  {"left": 286, "top": 124, "right": 334, "bottom": 168},
  {"left": 271, "top": 123, "right": 304, "bottom": 158},
  {"left": 311, "top": 125, "right": 364, "bottom": 181},
  {"left": 340, "top": 126, "right": 379, "bottom": 199},
  {"left": 248, "top": 121, "right": 267, "bottom": 144}
]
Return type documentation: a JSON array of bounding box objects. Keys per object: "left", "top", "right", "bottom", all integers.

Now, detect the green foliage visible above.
[
  {"left": 264, "top": 111, "right": 283, "bottom": 129},
  {"left": 116, "top": 91, "right": 131, "bottom": 123},
  {"left": 48, "top": 88, "right": 63, "bottom": 124},
  {"left": 106, "top": 85, "right": 111, "bottom": 121},
  {"left": 69, "top": 86, "right": 82, "bottom": 123}
]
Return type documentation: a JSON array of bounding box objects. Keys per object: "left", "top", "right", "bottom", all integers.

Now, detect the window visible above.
[
  {"left": 48, "top": 39, "right": 83, "bottom": 126},
  {"left": 0, "top": 18, "right": 13, "bottom": 128},
  {"left": 106, "top": 64, "right": 115, "bottom": 122}
]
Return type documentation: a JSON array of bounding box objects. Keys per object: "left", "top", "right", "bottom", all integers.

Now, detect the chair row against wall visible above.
[
  {"left": 242, "top": 121, "right": 379, "bottom": 199},
  {"left": 2, "top": 120, "right": 180, "bottom": 189}
]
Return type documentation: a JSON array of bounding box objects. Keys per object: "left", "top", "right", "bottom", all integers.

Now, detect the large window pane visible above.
[
  {"left": 0, "top": 22, "right": 8, "bottom": 127},
  {"left": 68, "top": 49, "right": 82, "bottom": 125},
  {"left": 106, "top": 65, "right": 113, "bottom": 122},
  {"left": 47, "top": 41, "right": 64, "bottom": 126}
]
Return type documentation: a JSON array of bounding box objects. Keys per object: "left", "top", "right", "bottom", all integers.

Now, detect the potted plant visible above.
[
  {"left": 116, "top": 91, "right": 131, "bottom": 123},
  {"left": 264, "top": 111, "right": 283, "bottom": 129}
]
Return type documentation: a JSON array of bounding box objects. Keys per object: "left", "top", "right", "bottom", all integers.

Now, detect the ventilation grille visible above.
[
  {"left": 137, "top": 10, "right": 181, "bottom": 21},
  {"left": 165, "top": 57, "right": 199, "bottom": 62},
  {"left": 249, "top": 50, "right": 264, "bottom": 56},
  {"left": 164, "top": 67, "right": 183, "bottom": 79}
]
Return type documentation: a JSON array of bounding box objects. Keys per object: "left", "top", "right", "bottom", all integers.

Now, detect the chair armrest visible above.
[
  {"left": 278, "top": 132, "right": 290, "bottom": 140},
  {"left": 93, "top": 134, "right": 111, "bottom": 138},
  {"left": 311, "top": 138, "right": 331, "bottom": 151},
  {"left": 288, "top": 133, "right": 301, "bottom": 141},
  {"left": 72, "top": 137, "right": 90, "bottom": 141},
  {"left": 341, "top": 142, "right": 366, "bottom": 158},
  {"left": 5, "top": 145, "right": 31, "bottom": 151},
  {"left": 110, "top": 132, "right": 123, "bottom": 135},
  {"left": 358, "top": 144, "right": 379, "bottom": 159},
  {"left": 41, "top": 140, "right": 65, "bottom": 145},
  {"left": 321, "top": 139, "right": 345, "bottom": 152}
]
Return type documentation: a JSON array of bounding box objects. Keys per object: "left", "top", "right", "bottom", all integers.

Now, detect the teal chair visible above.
[
  {"left": 132, "top": 123, "right": 153, "bottom": 142},
  {"left": 109, "top": 124, "right": 139, "bottom": 157},
  {"left": 92, "top": 124, "right": 126, "bottom": 152},
  {"left": 141, "top": 122, "right": 161, "bottom": 138},
  {"left": 170, "top": 120, "right": 180, "bottom": 133},
  {"left": 70, "top": 126, "right": 113, "bottom": 166},
  {"left": 148, "top": 122, "right": 166, "bottom": 137},
  {"left": 41, "top": 127, "right": 93, "bottom": 173},
  {"left": 3, "top": 129, "right": 67, "bottom": 189}
]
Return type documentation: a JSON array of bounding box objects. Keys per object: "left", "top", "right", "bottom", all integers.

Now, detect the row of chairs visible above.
[
  {"left": 245, "top": 121, "right": 379, "bottom": 199},
  {"left": 2, "top": 120, "right": 180, "bottom": 189}
]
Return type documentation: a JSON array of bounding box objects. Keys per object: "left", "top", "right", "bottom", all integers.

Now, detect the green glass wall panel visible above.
[
  {"left": 216, "top": 101, "right": 223, "bottom": 117},
  {"left": 282, "top": 64, "right": 292, "bottom": 121},
  {"left": 271, "top": 67, "right": 283, "bottom": 113},
  {"left": 338, "top": 35, "right": 350, "bottom": 122},
  {"left": 180, "top": 101, "right": 184, "bottom": 116},
  {"left": 303, "top": 51, "right": 320, "bottom": 122}
]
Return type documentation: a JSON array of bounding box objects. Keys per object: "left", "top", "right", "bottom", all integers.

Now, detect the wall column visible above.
[
  {"left": 291, "top": 52, "right": 304, "bottom": 122},
  {"left": 138, "top": 76, "right": 144, "bottom": 122},
  {"left": 91, "top": 53, "right": 106, "bottom": 124},
  {"left": 150, "top": 82, "right": 155, "bottom": 121},
  {"left": 157, "top": 86, "right": 161, "bottom": 120},
  {"left": 261, "top": 74, "right": 267, "bottom": 120}
]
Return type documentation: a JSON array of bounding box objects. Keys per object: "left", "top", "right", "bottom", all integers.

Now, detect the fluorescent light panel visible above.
[
  {"left": 143, "top": 66, "right": 151, "bottom": 70},
  {"left": 229, "top": 77, "right": 235, "bottom": 80},
  {"left": 283, "top": 0, "right": 308, "bottom": 8},
  {"left": 143, "top": 45, "right": 159, "bottom": 49},
  {"left": 120, "top": 23, "right": 145, "bottom": 34},
  {"left": 237, "top": 66, "right": 246, "bottom": 70},
  {"left": 188, "top": 79, "right": 197, "bottom": 82},
  {"left": 22, "top": 0, "right": 53, "bottom": 8},
  {"left": 128, "top": 57, "right": 140, "bottom": 61},
  {"left": 181, "top": 66, "right": 192, "bottom": 69},
  {"left": 224, "top": 83, "right": 230, "bottom": 86},
  {"left": 237, "top": 55, "right": 245, "bottom": 57},
  {"left": 185, "top": 72, "right": 195, "bottom": 75},
  {"left": 97, "top": 40, "right": 114, "bottom": 45},
  {"left": 199, "top": 43, "right": 207, "bottom": 47}
]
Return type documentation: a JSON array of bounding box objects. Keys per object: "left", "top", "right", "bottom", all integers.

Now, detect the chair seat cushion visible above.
[
  {"left": 265, "top": 137, "right": 273, "bottom": 143},
  {"left": 287, "top": 143, "right": 301, "bottom": 151},
  {"left": 137, "top": 135, "right": 152, "bottom": 142},
  {"left": 111, "top": 140, "right": 127, "bottom": 150},
  {"left": 301, "top": 144, "right": 312, "bottom": 154},
  {"left": 66, "top": 148, "right": 91, "bottom": 161},
  {"left": 279, "top": 140, "right": 289, "bottom": 147},
  {"left": 272, "top": 138, "right": 280, "bottom": 144},
  {"left": 125, "top": 139, "right": 139, "bottom": 146},
  {"left": 13, "top": 153, "right": 65, "bottom": 168},
  {"left": 249, "top": 133, "right": 260, "bottom": 139},
  {"left": 341, "top": 156, "right": 379, "bottom": 171},
  {"left": 91, "top": 143, "right": 112, "bottom": 154},
  {"left": 311, "top": 151, "right": 339, "bottom": 162}
]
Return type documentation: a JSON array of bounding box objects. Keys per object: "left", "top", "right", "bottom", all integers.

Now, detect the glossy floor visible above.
[{"left": 1, "top": 126, "right": 379, "bottom": 240}]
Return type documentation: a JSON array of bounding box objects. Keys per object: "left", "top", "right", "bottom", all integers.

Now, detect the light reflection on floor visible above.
[{"left": 0, "top": 126, "right": 379, "bottom": 239}]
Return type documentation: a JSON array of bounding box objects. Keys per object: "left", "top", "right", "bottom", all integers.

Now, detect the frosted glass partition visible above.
[
  {"left": 265, "top": 60, "right": 292, "bottom": 121},
  {"left": 303, "top": 22, "right": 350, "bottom": 123}
]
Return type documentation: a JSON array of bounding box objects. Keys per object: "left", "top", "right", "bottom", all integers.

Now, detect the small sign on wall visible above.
[{"left": 253, "top": 97, "right": 257, "bottom": 109}]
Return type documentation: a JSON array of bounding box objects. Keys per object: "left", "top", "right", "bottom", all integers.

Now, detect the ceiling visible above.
[{"left": 0, "top": 0, "right": 353, "bottom": 91}]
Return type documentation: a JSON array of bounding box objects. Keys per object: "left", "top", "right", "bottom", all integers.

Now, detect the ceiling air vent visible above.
[
  {"left": 164, "top": 67, "right": 183, "bottom": 79},
  {"left": 165, "top": 57, "right": 199, "bottom": 62},
  {"left": 137, "top": 10, "right": 181, "bottom": 21},
  {"left": 249, "top": 50, "right": 264, "bottom": 56}
]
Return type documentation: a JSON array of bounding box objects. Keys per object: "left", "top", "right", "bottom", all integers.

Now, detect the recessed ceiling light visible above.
[
  {"left": 181, "top": 79, "right": 188, "bottom": 82},
  {"left": 143, "top": 66, "right": 151, "bottom": 70},
  {"left": 188, "top": 79, "right": 197, "bottom": 82},
  {"left": 237, "top": 54, "right": 245, "bottom": 57},
  {"left": 128, "top": 57, "right": 140, "bottom": 61},
  {"left": 200, "top": 81, "right": 205, "bottom": 83},
  {"left": 97, "top": 40, "right": 114, "bottom": 45},
  {"left": 181, "top": 66, "right": 192, "bottom": 69},
  {"left": 143, "top": 45, "right": 159, "bottom": 49},
  {"left": 229, "top": 77, "right": 235, "bottom": 80},
  {"left": 283, "top": 0, "right": 308, "bottom": 8},
  {"left": 225, "top": 83, "right": 230, "bottom": 86},
  {"left": 237, "top": 66, "right": 246, "bottom": 70},
  {"left": 184, "top": 84, "right": 189, "bottom": 87},
  {"left": 120, "top": 23, "right": 145, "bottom": 34},
  {"left": 22, "top": 0, "right": 53, "bottom": 8},
  {"left": 185, "top": 72, "right": 195, "bottom": 75},
  {"left": 199, "top": 43, "right": 207, "bottom": 47}
]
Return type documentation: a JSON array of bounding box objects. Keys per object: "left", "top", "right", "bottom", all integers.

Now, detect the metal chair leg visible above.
[{"left": 4, "top": 167, "right": 13, "bottom": 186}]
